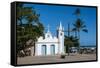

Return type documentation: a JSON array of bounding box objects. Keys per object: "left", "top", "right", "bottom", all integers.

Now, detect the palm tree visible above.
[
  {"left": 73, "top": 18, "right": 88, "bottom": 53},
  {"left": 72, "top": 8, "right": 81, "bottom": 38},
  {"left": 73, "top": 8, "right": 81, "bottom": 17},
  {"left": 73, "top": 8, "right": 88, "bottom": 53},
  {"left": 72, "top": 28, "right": 77, "bottom": 38}
]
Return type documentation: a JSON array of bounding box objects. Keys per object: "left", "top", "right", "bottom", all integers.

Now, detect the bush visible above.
[{"left": 60, "top": 54, "right": 66, "bottom": 59}]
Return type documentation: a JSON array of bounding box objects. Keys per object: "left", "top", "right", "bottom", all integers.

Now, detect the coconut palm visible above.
[
  {"left": 73, "top": 18, "right": 88, "bottom": 53},
  {"left": 72, "top": 8, "right": 81, "bottom": 38},
  {"left": 73, "top": 8, "right": 88, "bottom": 53}
]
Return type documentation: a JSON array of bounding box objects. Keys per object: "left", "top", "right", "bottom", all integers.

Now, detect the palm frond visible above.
[
  {"left": 73, "top": 8, "right": 81, "bottom": 16},
  {"left": 82, "top": 29, "right": 88, "bottom": 33},
  {"left": 72, "top": 28, "right": 77, "bottom": 31}
]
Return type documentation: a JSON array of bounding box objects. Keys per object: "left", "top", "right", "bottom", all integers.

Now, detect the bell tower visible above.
[{"left": 58, "top": 21, "right": 64, "bottom": 54}]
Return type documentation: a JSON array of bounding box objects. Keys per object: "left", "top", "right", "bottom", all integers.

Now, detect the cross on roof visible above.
[{"left": 47, "top": 24, "right": 50, "bottom": 32}]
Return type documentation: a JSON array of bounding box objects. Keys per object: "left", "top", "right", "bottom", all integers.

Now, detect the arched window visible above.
[
  {"left": 60, "top": 33, "right": 62, "bottom": 36},
  {"left": 47, "top": 35, "right": 50, "bottom": 38},
  {"left": 41, "top": 45, "right": 46, "bottom": 55},
  {"left": 50, "top": 45, "right": 55, "bottom": 55}
]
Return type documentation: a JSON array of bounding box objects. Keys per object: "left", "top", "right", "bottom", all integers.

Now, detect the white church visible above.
[{"left": 31, "top": 22, "right": 65, "bottom": 56}]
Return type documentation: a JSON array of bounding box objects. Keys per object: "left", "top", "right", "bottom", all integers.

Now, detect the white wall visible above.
[
  {"left": 55, "top": 44, "right": 59, "bottom": 54},
  {"left": 36, "top": 43, "right": 59, "bottom": 56},
  {"left": 58, "top": 29, "right": 64, "bottom": 54},
  {"left": 0, "top": 0, "right": 100, "bottom": 68}
]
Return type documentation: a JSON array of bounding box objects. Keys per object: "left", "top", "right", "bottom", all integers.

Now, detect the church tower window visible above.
[
  {"left": 47, "top": 35, "right": 50, "bottom": 37},
  {"left": 60, "top": 33, "right": 62, "bottom": 36}
]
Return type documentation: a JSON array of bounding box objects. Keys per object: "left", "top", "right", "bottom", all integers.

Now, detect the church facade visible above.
[{"left": 31, "top": 22, "right": 65, "bottom": 56}]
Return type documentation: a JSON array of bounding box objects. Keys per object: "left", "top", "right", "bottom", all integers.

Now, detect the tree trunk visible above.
[
  {"left": 75, "top": 31, "right": 77, "bottom": 38},
  {"left": 67, "top": 24, "right": 70, "bottom": 56},
  {"left": 34, "top": 42, "right": 35, "bottom": 56},
  {"left": 78, "top": 31, "right": 80, "bottom": 54}
]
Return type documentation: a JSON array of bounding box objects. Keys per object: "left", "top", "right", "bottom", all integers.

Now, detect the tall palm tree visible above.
[
  {"left": 73, "top": 18, "right": 88, "bottom": 53},
  {"left": 73, "top": 8, "right": 88, "bottom": 53},
  {"left": 72, "top": 8, "right": 81, "bottom": 38}
]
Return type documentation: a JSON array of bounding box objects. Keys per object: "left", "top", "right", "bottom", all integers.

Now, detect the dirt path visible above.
[{"left": 17, "top": 54, "right": 96, "bottom": 65}]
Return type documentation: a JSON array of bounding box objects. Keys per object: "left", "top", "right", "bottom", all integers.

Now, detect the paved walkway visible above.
[{"left": 17, "top": 54, "right": 96, "bottom": 65}]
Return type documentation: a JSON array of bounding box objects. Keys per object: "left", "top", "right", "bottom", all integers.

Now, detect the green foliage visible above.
[
  {"left": 73, "top": 8, "right": 81, "bottom": 16},
  {"left": 16, "top": 3, "right": 44, "bottom": 54},
  {"left": 73, "top": 8, "right": 88, "bottom": 38},
  {"left": 64, "top": 35, "right": 79, "bottom": 53},
  {"left": 73, "top": 18, "right": 88, "bottom": 32},
  {"left": 72, "top": 8, "right": 88, "bottom": 53},
  {"left": 16, "top": 2, "right": 39, "bottom": 25}
]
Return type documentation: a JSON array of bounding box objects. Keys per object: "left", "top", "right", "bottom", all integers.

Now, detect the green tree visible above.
[
  {"left": 16, "top": 3, "right": 44, "bottom": 56},
  {"left": 73, "top": 8, "right": 88, "bottom": 53},
  {"left": 64, "top": 35, "right": 79, "bottom": 56},
  {"left": 73, "top": 18, "right": 88, "bottom": 53},
  {"left": 72, "top": 8, "right": 81, "bottom": 38}
]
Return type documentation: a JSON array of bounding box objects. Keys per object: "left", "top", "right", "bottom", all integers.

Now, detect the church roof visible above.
[
  {"left": 37, "top": 21, "right": 63, "bottom": 43},
  {"left": 37, "top": 24, "right": 58, "bottom": 43}
]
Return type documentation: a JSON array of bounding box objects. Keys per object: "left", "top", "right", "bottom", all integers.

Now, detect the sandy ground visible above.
[{"left": 17, "top": 54, "right": 96, "bottom": 65}]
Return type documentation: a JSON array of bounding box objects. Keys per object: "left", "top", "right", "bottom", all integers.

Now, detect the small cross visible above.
[{"left": 47, "top": 24, "right": 50, "bottom": 32}]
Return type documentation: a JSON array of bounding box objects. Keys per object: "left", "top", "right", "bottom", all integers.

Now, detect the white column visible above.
[
  {"left": 47, "top": 44, "right": 50, "bottom": 55},
  {"left": 59, "top": 32, "right": 65, "bottom": 54},
  {"left": 55, "top": 44, "right": 58, "bottom": 54}
]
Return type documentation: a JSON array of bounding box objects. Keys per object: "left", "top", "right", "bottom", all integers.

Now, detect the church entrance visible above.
[
  {"left": 51, "top": 45, "right": 55, "bottom": 55},
  {"left": 42, "top": 45, "right": 46, "bottom": 55}
]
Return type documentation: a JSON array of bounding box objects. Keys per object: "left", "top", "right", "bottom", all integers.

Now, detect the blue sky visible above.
[{"left": 24, "top": 3, "right": 97, "bottom": 46}]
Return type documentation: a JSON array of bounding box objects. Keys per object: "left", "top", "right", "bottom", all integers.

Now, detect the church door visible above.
[
  {"left": 51, "top": 45, "right": 55, "bottom": 55},
  {"left": 42, "top": 45, "right": 46, "bottom": 55}
]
